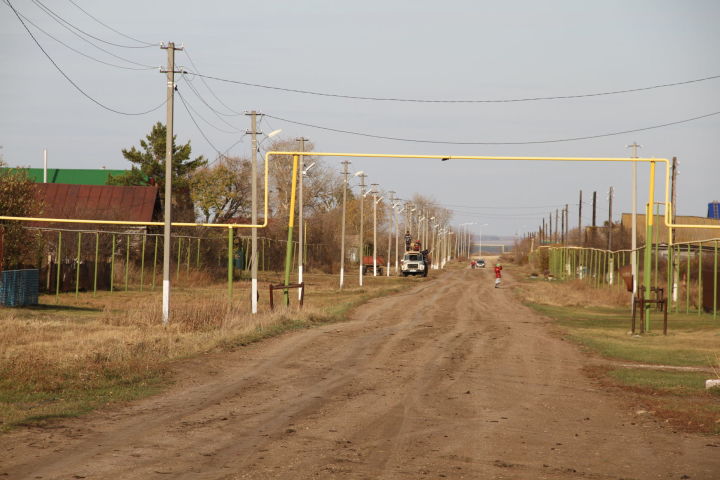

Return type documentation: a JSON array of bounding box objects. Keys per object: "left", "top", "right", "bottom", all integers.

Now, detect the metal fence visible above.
[{"left": 536, "top": 238, "right": 720, "bottom": 319}]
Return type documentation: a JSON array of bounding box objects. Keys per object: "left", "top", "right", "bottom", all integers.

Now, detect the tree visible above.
[
  {"left": 0, "top": 160, "right": 43, "bottom": 269},
  {"left": 190, "top": 156, "right": 252, "bottom": 224},
  {"left": 109, "top": 122, "right": 206, "bottom": 220}
]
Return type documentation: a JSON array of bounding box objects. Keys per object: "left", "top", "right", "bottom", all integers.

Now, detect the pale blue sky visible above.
[{"left": 2, "top": 0, "right": 719, "bottom": 236}]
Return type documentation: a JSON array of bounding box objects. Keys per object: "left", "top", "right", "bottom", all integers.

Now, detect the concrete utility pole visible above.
[
  {"left": 607, "top": 186, "right": 614, "bottom": 250},
  {"left": 627, "top": 142, "right": 641, "bottom": 300},
  {"left": 371, "top": 183, "right": 379, "bottom": 276},
  {"left": 387, "top": 191, "right": 395, "bottom": 277},
  {"left": 160, "top": 41, "right": 183, "bottom": 325},
  {"left": 296, "top": 137, "right": 309, "bottom": 299},
  {"left": 339, "top": 160, "right": 350, "bottom": 289},
  {"left": 357, "top": 172, "right": 367, "bottom": 286},
  {"left": 245, "top": 111, "right": 262, "bottom": 314}
]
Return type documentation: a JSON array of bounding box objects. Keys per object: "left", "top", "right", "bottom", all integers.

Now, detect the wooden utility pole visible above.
[
  {"left": 591, "top": 191, "right": 597, "bottom": 245},
  {"left": 578, "top": 190, "right": 583, "bottom": 245},
  {"left": 160, "top": 41, "right": 183, "bottom": 325}
]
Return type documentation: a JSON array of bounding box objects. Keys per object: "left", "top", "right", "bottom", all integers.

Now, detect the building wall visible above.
[{"left": 620, "top": 213, "right": 720, "bottom": 243}]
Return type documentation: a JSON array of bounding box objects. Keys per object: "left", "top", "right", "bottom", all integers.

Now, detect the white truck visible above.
[{"left": 400, "top": 250, "right": 429, "bottom": 277}]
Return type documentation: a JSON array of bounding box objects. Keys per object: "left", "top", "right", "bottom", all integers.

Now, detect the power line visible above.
[
  {"left": 186, "top": 71, "right": 720, "bottom": 104},
  {"left": 6, "top": 0, "right": 165, "bottom": 116},
  {"left": 179, "top": 74, "right": 243, "bottom": 133},
  {"left": 31, "top": 0, "right": 152, "bottom": 49},
  {"left": 182, "top": 48, "right": 244, "bottom": 116},
  {"left": 14, "top": 0, "right": 156, "bottom": 68},
  {"left": 66, "top": 0, "right": 157, "bottom": 47},
  {"left": 176, "top": 89, "right": 224, "bottom": 157},
  {"left": 11, "top": 5, "right": 155, "bottom": 71},
  {"left": 264, "top": 110, "right": 720, "bottom": 145}
]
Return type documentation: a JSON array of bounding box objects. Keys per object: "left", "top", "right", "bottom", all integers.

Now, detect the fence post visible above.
[
  {"left": 686, "top": 243, "right": 691, "bottom": 314},
  {"left": 714, "top": 240, "right": 718, "bottom": 320},
  {"left": 152, "top": 235, "right": 158, "bottom": 290},
  {"left": 93, "top": 232, "right": 99, "bottom": 296},
  {"left": 55, "top": 231, "right": 62, "bottom": 300},
  {"left": 110, "top": 234, "right": 115, "bottom": 292},
  {"left": 125, "top": 233, "right": 130, "bottom": 291},
  {"left": 196, "top": 237, "right": 201, "bottom": 269},
  {"left": 698, "top": 243, "right": 703, "bottom": 316},
  {"left": 75, "top": 231, "right": 81, "bottom": 297},
  {"left": 227, "top": 226, "right": 233, "bottom": 307},
  {"left": 140, "top": 233, "right": 146, "bottom": 292},
  {"left": 176, "top": 237, "right": 182, "bottom": 281}
]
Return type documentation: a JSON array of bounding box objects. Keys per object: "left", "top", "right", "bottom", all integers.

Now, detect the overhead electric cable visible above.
[
  {"left": 177, "top": 89, "right": 224, "bottom": 156},
  {"left": 187, "top": 72, "right": 720, "bottom": 104},
  {"left": 11, "top": 6, "right": 154, "bottom": 71},
  {"left": 183, "top": 48, "right": 244, "bottom": 116},
  {"left": 66, "top": 0, "right": 157, "bottom": 47},
  {"left": 6, "top": 0, "right": 165, "bottom": 116},
  {"left": 180, "top": 72, "right": 243, "bottom": 132},
  {"left": 17, "top": 0, "right": 156, "bottom": 68},
  {"left": 31, "top": 0, "right": 152, "bottom": 49},
  {"left": 178, "top": 84, "right": 241, "bottom": 135},
  {"left": 264, "top": 110, "right": 720, "bottom": 145}
]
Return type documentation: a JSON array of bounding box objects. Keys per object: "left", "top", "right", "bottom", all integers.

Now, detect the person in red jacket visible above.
[{"left": 494, "top": 263, "right": 503, "bottom": 288}]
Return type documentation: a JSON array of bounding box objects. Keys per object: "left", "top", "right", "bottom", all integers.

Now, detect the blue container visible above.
[
  {"left": 709, "top": 202, "right": 720, "bottom": 219},
  {"left": 0, "top": 269, "right": 40, "bottom": 307}
]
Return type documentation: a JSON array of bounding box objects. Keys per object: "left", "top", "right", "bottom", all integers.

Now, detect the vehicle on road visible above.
[
  {"left": 362, "top": 256, "right": 385, "bottom": 275},
  {"left": 476, "top": 258, "right": 486, "bottom": 268},
  {"left": 401, "top": 251, "right": 429, "bottom": 277}
]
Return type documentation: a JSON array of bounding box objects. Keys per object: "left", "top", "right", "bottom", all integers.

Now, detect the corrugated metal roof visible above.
[
  {"left": 7, "top": 168, "right": 127, "bottom": 185},
  {"left": 35, "top": 184, "right": 160, "bottom": 222}
]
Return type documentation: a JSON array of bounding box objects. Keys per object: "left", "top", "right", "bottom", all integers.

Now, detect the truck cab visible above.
[{"left": 401, "top": 251, "right": 428, "bottom": 277}]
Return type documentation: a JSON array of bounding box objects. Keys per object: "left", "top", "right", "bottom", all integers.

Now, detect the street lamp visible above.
[
  {"left": 370, "top": 184, "right": 381, "bottom": 276},
  {"left": 355, "top": 171, "right": 367, "bottom": 286}
]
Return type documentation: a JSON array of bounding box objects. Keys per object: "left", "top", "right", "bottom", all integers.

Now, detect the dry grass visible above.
[
  {"left": 517, "top": 277, "right": 630, "bottom": 308},
  {"left": 0, "top": 270, "right": 413, "bottom": 430}
]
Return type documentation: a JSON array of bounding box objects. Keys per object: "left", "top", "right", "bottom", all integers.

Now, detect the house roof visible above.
[
  {"left": 8, "top": 168, "right": 126, "bottom": 186},
  {"left": 35, "top": 183, "right": 159, "bottom": 222}
]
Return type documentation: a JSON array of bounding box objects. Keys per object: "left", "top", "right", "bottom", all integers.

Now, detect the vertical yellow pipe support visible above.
[{"left": 283, "top": 155, "right": 300, "bottom": 306}]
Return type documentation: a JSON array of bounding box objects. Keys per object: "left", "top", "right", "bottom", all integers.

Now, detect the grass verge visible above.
[
  {"left": 514, "top": 275, "right": 720, "bottom": 434},
  {"left": 0, "top": 271, "right": 417, "bottom": 432}
]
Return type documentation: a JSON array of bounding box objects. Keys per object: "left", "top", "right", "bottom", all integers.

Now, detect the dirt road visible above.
[{"left": 2, "top": 268, "right": 719, "bottom": 479}]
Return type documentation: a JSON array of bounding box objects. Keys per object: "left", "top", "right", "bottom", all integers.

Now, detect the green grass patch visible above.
[
  {"left": 607, "top": 368, "right": 711, "bottom": 395},
  {"left": 526, "top": 303, "right": 719, "bottom": 367}
]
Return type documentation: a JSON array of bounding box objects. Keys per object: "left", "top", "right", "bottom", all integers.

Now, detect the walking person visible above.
[{"left": 494, "top": 263, "right": 503, "bottom": 288}]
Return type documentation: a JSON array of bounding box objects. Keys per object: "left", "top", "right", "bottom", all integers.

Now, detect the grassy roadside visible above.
[
  {"left": 0, "top": 271, "right": 419, "bottom": 432},
  {"left": 513, "top": 275, "right": 720, "bottom": 434}
]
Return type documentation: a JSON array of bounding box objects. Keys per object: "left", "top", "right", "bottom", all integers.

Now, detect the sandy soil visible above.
[{"left": 2, "top": 267, "right": 719, "bottom": 479}]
